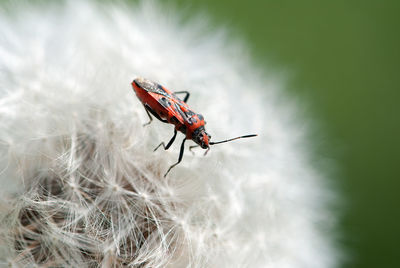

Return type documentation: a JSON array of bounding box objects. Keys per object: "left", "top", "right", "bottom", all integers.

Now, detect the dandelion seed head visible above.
[{"left": 0, "top": 0, "right": 339, "bottom": 267}]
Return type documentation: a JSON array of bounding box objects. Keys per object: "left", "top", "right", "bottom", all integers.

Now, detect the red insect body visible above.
[
  {"left": 132, "top": 78, "right": 210, "bottom": 148},
  {"left": 131, "top": 77, "right": 256, "bottom": 177}
]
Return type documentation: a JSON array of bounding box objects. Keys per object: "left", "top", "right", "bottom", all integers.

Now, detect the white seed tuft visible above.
[{"left": 0, "top": 1, "right": 339, "bottom": 267}]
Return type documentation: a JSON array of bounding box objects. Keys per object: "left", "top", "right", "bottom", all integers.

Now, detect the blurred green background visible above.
[{"left": 166, "top": 0, "right": 399, "bottom": 267}]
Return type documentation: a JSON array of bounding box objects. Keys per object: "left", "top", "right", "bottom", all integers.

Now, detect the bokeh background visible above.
[{"left": 163, "top": 0, "right": 399, "bottom": 268}]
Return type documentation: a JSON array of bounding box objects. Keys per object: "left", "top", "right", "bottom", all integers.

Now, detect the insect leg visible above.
[
  {"left": 189, "top": 145, "right": 200, "bottom": 155},
  {"left": 174, "top": 91, "right": 190, "bottom": 103},
  {"left": 154, "top": 129, "right": 177, "bottom": 152},
  {"left": 143, "top": 105, "right": 153, "bottom": 126},
  {"left": 144, "top": 104, "right": 168, "bottom": 124},
  {"left": 164, "top": 138, "right": 186, "bottom": 177}
]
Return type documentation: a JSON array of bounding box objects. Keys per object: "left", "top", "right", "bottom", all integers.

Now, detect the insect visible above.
[{"left": 131, "top": 77, "right": 257, "bottom": 177}]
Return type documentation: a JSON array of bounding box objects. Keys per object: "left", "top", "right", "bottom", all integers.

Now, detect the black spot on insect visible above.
[
  {"left": 159, "top": 97, "right": 171, "bottom": 107},
  {"left": 184, "top": 110, "right": 197, "bottom": 124},
  {"left": 156, "top": 84, "right": 170, "bottom": 95},
  {"left": 170, "top": 116, "right": 179, "bottom": 124},
  {"left": 197, "top": 114, "right": 204, "bottom": 121},
  {"left": 192, "top": 126, "right": 205, "bottom": 138},
  {"left": 179, "top": 125, "right": 187, "bottom": 134},
  {"left": 174, "top": 103, "right": 187, "bottom": 120},
  {"left": 186, "top": 110, "right": 195, "bottom": 117},
  {"left": 188, "top": 117, "right": 197, "bottom": 124}
]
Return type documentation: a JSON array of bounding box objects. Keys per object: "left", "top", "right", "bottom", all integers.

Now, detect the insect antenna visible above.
[{"left": 209, "top": 134, "right": 258, "bottom": 145}]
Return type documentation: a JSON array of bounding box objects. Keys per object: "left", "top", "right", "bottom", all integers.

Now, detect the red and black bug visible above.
[{"left": 131, "top": 77, "right": 257, "bottom": 177}]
